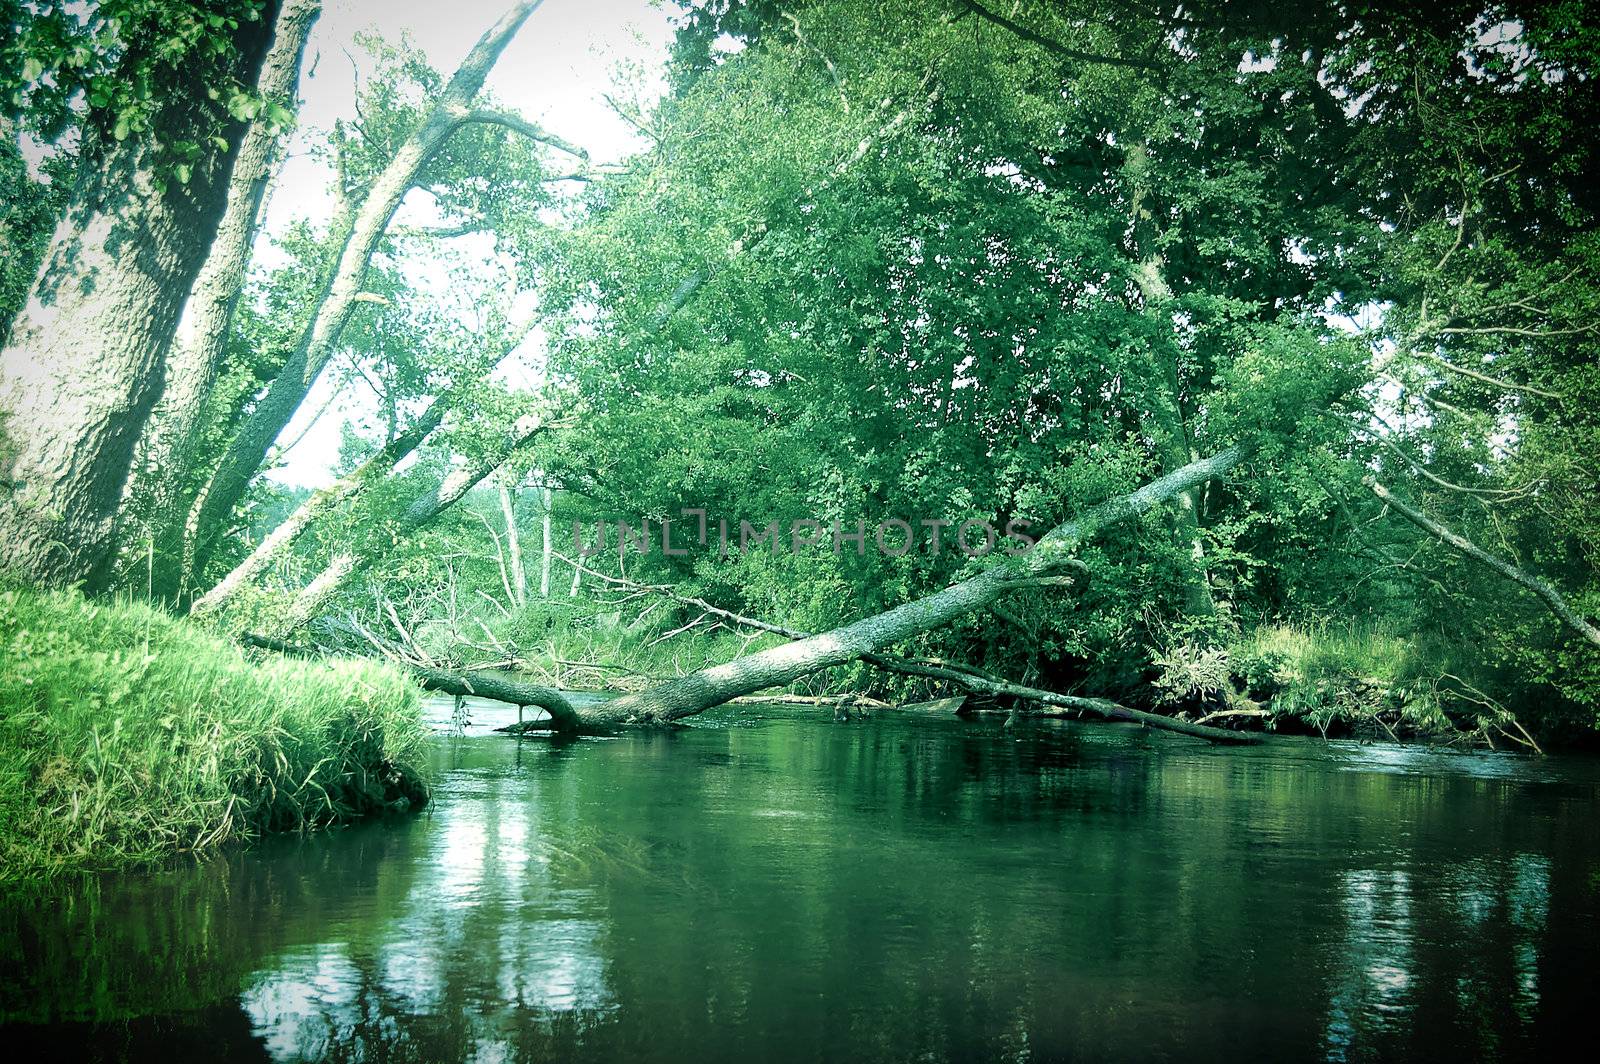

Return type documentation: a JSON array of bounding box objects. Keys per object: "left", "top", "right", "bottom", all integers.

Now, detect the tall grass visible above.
[
  {"left": 0, "top": 587, "right": 430, "bottom": 882},
  {"left": 1229, "top": 620, "right": 1530, "bottom": 743}
]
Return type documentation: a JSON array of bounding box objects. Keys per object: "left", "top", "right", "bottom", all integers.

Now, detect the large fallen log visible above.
[
  {"left": 249, "top": 450, "right": 1249, "bottom": 739},
  {"left": 562, "top": 558, "right": 1259, "bottom": 742},
  {"left": 412, "top": 667, "right": 581, "bottom": 732},
  {"left": 577, "top": 447, "right": 1247, "bottom": 726}
]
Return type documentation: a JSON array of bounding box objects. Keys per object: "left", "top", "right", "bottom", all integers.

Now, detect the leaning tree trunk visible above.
[
  {"left": 1123, "top": 142, "right": 1215, "bottom": 618},
  {"left": 188, "top": 393, "right": 450, "bottom": 617},
  {"left": 0, "top": 4, "right": 283, "bottom": 590},
  {"left": 185, "top": 0, "right": 552, "bottom": 582},
  {"left": 127, "top": 0, "right": 321, "bottom": 600},
  {"left": 275, "top": 414, "right": 550, "bottom": 632},
  {"left": 1369, "top": 479, "right": 1600, "bottom": 650},
  {"left": 580, "top": 446, "right": 1246, "bottom": 725}
]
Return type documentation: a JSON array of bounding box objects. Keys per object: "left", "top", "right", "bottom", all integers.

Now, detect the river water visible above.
[{"left": 3, "top": 697, "right": 1598, "bottom": 1062}]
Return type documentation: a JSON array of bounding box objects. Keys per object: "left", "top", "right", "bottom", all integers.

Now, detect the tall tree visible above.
[
  {"left": 125, "top": 0, "right": 322, "bottom": 598},
  {"left": 0, "top": 0, "right": 284, "bottom": 589}
]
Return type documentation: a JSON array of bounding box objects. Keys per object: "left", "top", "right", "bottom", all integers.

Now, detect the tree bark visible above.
[
  {"left": 0, "top": 4, "right": 284, "bottom": 590},
  {"left": 412, "top": 666, "right": 578, "bottom": 730},
  {"left": 498, "top": 479, "right": 527, "bottom": 607},
  {"left": 128, "top": 0, "right": 322, "bottom": 599},
  {"left": 540, "top": 487, "right": 553, "bottom": 598},
  {"left": 185, "top": 0, "right": 551, "bottom": 580},
  {"left": 579, "top": 446, "right": 1246, "bottom": 725},
  {"left": 1368, "top": 479, "right": 1600, "bottom": 650}
]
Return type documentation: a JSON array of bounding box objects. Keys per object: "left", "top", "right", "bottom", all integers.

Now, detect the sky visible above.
[{"left": 261, "top": 0, "right": 679, "bottom": 486}]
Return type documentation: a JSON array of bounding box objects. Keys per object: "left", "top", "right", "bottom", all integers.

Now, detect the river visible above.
[{"left": 3, "top": 696, "right": 1597, "bottom": 1061}]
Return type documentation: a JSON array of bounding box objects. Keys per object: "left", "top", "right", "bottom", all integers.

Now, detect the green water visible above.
[{"left": 3, "top": 698, "right": 1598, "bottom": 1062}]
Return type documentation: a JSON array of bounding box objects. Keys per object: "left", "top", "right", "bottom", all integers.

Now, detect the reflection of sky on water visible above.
[
  {"left": 1322, "top": 853, "right": 1552, "bottom": 1062},
  {"left": 243, "top": 761, "right": 616, "bottom": 1053},
  {"left": 8, "top": 706, "right": 1595, "bottom": 1062},
  {"left": 243, "top": 944, "right": 366, "bottom": 1062},
  {"left": 1325, "top": 867, "right": 1416, "bottom": 1060},
  {"left": 1441, "top": 853, "right": 1549, "bottom": 1026}
]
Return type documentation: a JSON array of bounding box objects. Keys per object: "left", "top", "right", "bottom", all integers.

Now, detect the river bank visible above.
[{"left": 0, "top": 588, "right": 429, "bottom": 883}]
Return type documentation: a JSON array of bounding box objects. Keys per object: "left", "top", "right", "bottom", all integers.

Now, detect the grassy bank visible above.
[
  {"left": 1150, "top": 621, "right": 1536, "bottom": 746},
  {"left": 0, "top": 588, "right": 429, "bottom": 883}
]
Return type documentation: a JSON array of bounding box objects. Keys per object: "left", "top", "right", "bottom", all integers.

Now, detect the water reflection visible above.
[
  {"left": 1324, "top": 868, "right": 1415, "bottom": 1058},
  {"left": 3, "top": 710, "right": 1598, "bottom": 1062}
]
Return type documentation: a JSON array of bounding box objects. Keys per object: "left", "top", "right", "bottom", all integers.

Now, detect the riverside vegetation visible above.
[
  {"left": 1, "top": 0, "right": 1598, "bottom": 874},
  {"left": 0, "top": 587, "right": 427, "bottom": 881}
]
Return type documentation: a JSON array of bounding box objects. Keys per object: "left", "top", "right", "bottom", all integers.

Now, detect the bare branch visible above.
[
  {"left": 1415, "top": 350, "right": 1564, "bottom": 401},
  {"left": 955, "top": 0, "right": 1157, "bottom": 71},
  {"left": 1437, "top": 324, "right": 1595, "bottom": 338},
  {"left": 451, "top": 106, "right": 590, "bottom": 160}
]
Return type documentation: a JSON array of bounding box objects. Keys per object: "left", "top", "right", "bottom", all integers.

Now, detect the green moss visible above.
[{"left": 0, "top": 587, "right": 429, "bottom": 882}]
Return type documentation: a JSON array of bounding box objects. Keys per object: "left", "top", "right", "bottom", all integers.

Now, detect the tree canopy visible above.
[{"left": 1, "top": 0, "right": 1596, "bottom": 743}]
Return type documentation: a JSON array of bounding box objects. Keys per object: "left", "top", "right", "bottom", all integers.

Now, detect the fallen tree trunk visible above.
[
  {"left": 558, "top": 551, "right": 1257, "bottom": 742},
  {"left": 412, "top": 667, "right": 579, "bottom": 731},
  {"left": 253, "top": 451, "right": 1249, "bottom": 738},
  {"left": 579, "top": 447, "right": 1246, "bottom": 725},
  {"left": 1369, "top": 478, "right": 1600, "bottom": 651},
  {"left": 868, "top": 656, "right": 1263, "bottom": 744}
]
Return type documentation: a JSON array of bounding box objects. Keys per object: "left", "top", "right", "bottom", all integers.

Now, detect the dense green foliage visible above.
[
  {"left": 0, "top": 587, "right": 428, "bottom": 880},
  {"left": 499, "top": 0, "right": 1593, "bottom": 737},
  {"left": 2, "top": 0, "right": 1596, "bottom": 748}
]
